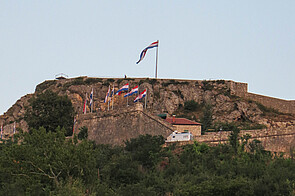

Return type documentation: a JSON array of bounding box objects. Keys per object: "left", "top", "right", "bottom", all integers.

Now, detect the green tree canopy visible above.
[{"left": 25, "top": 90, "right": 75, "bottom": 135}]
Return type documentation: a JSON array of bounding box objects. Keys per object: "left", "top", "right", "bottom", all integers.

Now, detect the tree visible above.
[
  {"left": 201, "top": 103, "right": 213, "bottom": 134},
  {"left": 124, "top": 134, "right": 165, "bottom": 169},
  {"left": 0, "top": 127, "right": 98, "bottom": 195},
  {"left": 78, "top": 126, "right": 88, "bottom": 140},
  {"left": 25, "top": 90, "right": 75, "bottom": 136}
]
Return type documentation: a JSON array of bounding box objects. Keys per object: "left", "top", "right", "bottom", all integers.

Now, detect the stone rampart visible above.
[
  {"left": 194, "top": 127, "right": 295, "bottom": 153},
  {"left": 245, "top": 92, "right": 295, "bottom": 114},
  {"left": 75, "top": 104, "right": 174, "bottom": 145},
  {"left": 226, "top": 80, "right": 295, "bottom": 114}
]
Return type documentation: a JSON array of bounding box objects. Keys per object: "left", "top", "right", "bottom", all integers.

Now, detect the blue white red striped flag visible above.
[
  {"left": 124, "top": 85, "right": 139, "bottom": 97},
  {"left": 136, "top": 41, "right": 159, "bottom": 64},
  {"left": 116, "top": 83, "right": 129, "bottom": 95},
  {"left": 83, "top": 93, "right": 87, "bottom": 114},
  {"left": 134, "top": 89, "right": 147, "bottom": 102},
  {"left": 89, "top": 88, "right": 93, "bottom": 109},
  {"left": 104, "top": 85, "right": 110, "bottom": 103},
  {"left": 110, "top": 84, "right": 115, "bottom": 97},
  {"left": 0, "top": 125, "right": 3, "bottom": 139}
]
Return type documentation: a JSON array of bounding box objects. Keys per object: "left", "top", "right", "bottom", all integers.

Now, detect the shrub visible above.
[
  {"left": 184, "top": 100, "right": 200, "bottom": 111},
  {"left": 78, "top": 126, "right": 88, "bottom": 140}
]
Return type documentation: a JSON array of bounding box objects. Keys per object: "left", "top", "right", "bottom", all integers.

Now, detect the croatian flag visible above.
[
  {"left": 116, "top": 83, "right": 129, "bottom": 95},
  {"left": 134, "top": 89, "right": 147, "bottom": 102},
  {"left": 136, "top": 41, "right": 158, "bottom": 64},
  {"left": 124, "top": 85, "right": 139, "bottom": 97},
  {"left": 89, "top": 88, "right": 93, "bottom": 107},
  {"left": 110, "top": 85, "right": 115, "bottom": 97},
  {"left": 72, "top": 117, "right": 77, "bottom": 134},
  {"left": 0, "top": 125, "right": 3, "bottom": 139},
  {"left": 83, "top": 93, "right": 87, "bottom": 114},
  {"left": 104, "top": 85, "right": 110, "bottom": 103}
]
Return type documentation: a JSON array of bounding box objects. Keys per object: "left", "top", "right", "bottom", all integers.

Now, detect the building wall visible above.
[{"left": 173, "top": 124, "right": 201, "bottom": 136}]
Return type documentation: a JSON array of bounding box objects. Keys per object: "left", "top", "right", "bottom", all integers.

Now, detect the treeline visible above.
[{"left": 1, "top": 127, "right": 295, "bottom": 195}]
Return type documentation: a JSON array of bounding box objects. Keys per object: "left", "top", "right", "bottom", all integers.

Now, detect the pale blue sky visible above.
[{"left": 1, "top": 1, "right": 294, "bottom": 115}]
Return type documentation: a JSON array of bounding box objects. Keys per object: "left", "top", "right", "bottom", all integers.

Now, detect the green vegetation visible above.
[
  {"left": 162, "top": 80, "right": 189, "bottom": 87},
  {"left": 184, "top": 100, "right": 201, "bottom": 112},
  {"left": 139, "top": 78, "right": 158, "bottom": 85},
  {"left": 213, "top": 121, "right": 267, "bottom": 132},
  {"left": 201, "top": 103, "right": 213, "bottom": 134},
  {"left": 173, "top": 100, "right": 202, "bottom": 122},
  {"left": 1, "top": 126, "right": 295, "bottom": 195},
  {"left": 84, "top": 78, "right": 103, "bottom": 85},
  {"left": 35, "top": 80, "right": 57, "bottom": 93},
  {"left": 201, "top": 80, "right": 214, "bottom": 91},
  {"left": 256, "top": 102, "right": 284, "bottom": 116},
  {"left": 78, "top": 126, "right": 88, "bottom": 140},
  {"left": 24, "top": 90, "right": 75, "bottom": 136}
]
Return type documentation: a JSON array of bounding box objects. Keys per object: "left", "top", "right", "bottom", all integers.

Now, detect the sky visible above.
[{"left": 0, "top": 1, "right": 294, "bottom": 115}]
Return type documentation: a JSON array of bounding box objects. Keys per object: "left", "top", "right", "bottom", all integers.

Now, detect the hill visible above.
[{"left": 1, "top": 77, "right": 294, "bottom": 132}]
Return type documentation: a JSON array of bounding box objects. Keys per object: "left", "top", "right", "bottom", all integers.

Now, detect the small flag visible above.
[
  {"left": 89, "top": 88, "right": 93, "bottom": 111},
  {"left": 0, "top": 125, "right": 3, "bottom": 139},
  {"left": 124, "top": 85, "right": 139, "bottom": 97},
  {"left": 136, "top": 41, "right": 159, "bottom": 64},
  {"left": 83, "top": 93, "right": 87, "bottom": 114},
  {"left": 116, "top": 83, "right": 129, "bottom": 95},
  {"left": 110, "top": 84, "right": 115, "bottom": 97},
  {"left": 104, "top": 85, "right": 110, "bottom": 103},
  {"left": 72, "top": 117, "right": 77, "bottom": 135},
  {"left": 13, "top": 122, "right": 16, "bottom": 134},
  {"left": 134, "top": 89, "right": 147, "bottom": 102}
]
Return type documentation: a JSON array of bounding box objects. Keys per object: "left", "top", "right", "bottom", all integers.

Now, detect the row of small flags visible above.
[
  {"left": 0, "top": 122, "right": 16, "bottom": 140},
  {"left": 104, "top": 83, "right": 147, "bottom": 103},
  {"left": 81, "top": 84, "right": 147, "bottom": 114}
]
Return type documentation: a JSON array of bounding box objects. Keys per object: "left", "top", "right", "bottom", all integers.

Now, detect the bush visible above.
[
  {"left": 184, "top": 100, "right": 200, "bottom": 111},
  {"left": 78, "top": 126, "right": 88, "bottom": 140}
]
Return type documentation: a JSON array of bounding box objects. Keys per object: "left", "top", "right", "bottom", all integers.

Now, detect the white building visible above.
[{"left": 166, "top": 131, "right": 193, "bottom": 142}]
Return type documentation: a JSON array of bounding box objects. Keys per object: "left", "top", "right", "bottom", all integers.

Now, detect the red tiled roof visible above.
[{"left": 165, "top": 117, "right": 201, "bottom": 125}]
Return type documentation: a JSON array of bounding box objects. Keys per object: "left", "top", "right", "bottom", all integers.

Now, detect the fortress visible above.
[{"left": 0, "top": 77, "right": 295, "bottom": 153}]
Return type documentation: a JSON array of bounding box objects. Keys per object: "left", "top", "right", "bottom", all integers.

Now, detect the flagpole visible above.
[
  {"left": 112, "top": 84, "right": 114, "bottom": 110},
  {"left": 145, "top": 89, "right": 147, "bottom": 109},
  {"left": 127, "top": 85, "right": 129, "bottom": 107},
  {"left": 91, "top": 88, "right": 93, "bottom": 113},
  {"left": 155, "top": 40, "right": 159, "bottom": 79}
]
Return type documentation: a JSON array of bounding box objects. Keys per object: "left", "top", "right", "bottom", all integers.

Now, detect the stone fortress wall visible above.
[
  {"left": 226, "top": 80, "right": 295, "bottom": 114},
  {"left": 75, "top": 104, "right": 174, "bottom": 145}
]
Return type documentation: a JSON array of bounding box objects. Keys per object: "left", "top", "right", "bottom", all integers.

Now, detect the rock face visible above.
[{"left": 0, "top": 77, "right": 294, "bottom": 142}]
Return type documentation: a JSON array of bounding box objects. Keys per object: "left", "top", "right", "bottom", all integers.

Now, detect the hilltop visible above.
[{"left": 1, "top": 77, "right": 294, "bottom": 135}]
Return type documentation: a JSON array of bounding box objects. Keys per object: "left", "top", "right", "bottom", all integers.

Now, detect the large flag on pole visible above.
[
  {"left": 136, "top": 41, "right": 159, "bottom": 64},
  {"left": 116, "top": 83, "right": 129, "bottom": 95},
  {"left": 124, "top": 85, "right": 139, "bottom": 97},
  {"left": 134, "top": 89, "right": 147, "bottom": 102}
]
